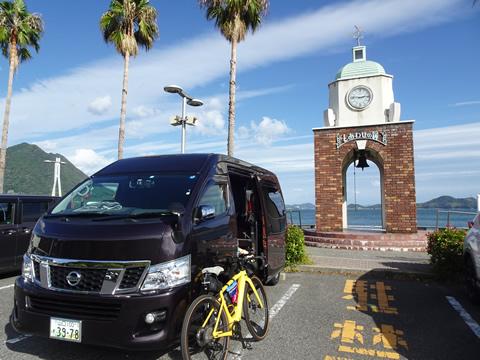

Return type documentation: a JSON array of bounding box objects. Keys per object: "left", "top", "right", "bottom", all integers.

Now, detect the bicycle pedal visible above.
[{"left": 245, "top": 343, "right": 253, "bottom": 350}]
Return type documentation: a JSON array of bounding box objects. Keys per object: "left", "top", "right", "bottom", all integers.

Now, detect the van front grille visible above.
[
  {"left": 50, "top": 267, "right": 107, "bottom": 292},
  {"left": 120, "top": 267, "right": 147, "bottom": 289},
  {"left": 31, "top": 255, "right": 150, "bottom": 295}
]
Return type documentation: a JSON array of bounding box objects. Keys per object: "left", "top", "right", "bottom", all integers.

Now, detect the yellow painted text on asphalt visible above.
[{"left": 325, "top": 280, "right": 408, "bottom": 360}]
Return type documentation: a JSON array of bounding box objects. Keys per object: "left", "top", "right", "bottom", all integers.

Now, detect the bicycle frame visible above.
[{"left": 202, "top": 270, "right": 263, "bottom": 339}]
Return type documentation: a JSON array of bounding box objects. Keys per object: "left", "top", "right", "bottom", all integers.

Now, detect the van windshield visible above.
[{"left": 50, "top": 174, "right": 199, "bottom": 216}]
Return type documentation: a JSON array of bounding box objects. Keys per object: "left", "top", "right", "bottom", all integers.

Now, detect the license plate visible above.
[{"left": 50, "top": 317, "right": 82, "bottom": 342}]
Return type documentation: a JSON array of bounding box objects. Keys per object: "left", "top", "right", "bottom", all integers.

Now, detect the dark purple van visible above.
[{"left": 11, "top": 154, "right": 286, "bottom": 350}]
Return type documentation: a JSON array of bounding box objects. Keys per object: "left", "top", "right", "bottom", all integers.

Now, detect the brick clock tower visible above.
[{"left": 313, "top": 44, "right": 417, "bottom": 234}]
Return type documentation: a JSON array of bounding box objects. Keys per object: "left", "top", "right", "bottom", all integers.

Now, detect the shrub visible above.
[
  {"left": 285, "top": 224, "right": 308, "bottom": 267},
  {"left": 426, "top": 226, "right": 466, "bottom": 274}
]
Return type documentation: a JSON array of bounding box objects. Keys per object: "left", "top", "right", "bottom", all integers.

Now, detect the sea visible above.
[{"left": 286, "top": 208, "right": 477, "bottom": 231}]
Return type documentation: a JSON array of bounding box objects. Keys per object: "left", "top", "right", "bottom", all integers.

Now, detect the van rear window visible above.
[
  {"left": 51, "top": 174, "right": 199, "bottom": 216},
  {"left": 262, "top": 186, "right": 286, "bottom": 234}
]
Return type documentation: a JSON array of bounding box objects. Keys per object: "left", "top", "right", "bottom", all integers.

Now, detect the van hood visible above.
[{"left": 30, "top": 217, "right": 181, "bottom": 264}]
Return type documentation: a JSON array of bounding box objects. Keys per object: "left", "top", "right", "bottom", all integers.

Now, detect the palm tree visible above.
[
  {"left": 0, "top": 0, "right": 43, "bottom": 194},
  {"left": 198, "top": 0, "right": 269, "bottom": 156},
  {"left": 100, "top": 0, "right": 159, "bottom": 160}
]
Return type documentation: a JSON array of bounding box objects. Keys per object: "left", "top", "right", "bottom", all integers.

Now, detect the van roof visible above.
[{"left": 94, "top": 153, "right": 272, "bottom": 177}]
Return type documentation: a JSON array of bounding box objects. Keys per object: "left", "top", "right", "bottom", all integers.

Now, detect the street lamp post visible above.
[{"left": 164, "top": 85, "right": 203, "bottom": 153}]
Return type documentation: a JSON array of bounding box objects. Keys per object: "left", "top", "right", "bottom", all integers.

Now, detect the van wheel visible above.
[
  {"left": 267, "top": 272, "right": 280, "bottom": 286},
  {"left": 465, "top": 257, "right": 480, "bottom": 305}
]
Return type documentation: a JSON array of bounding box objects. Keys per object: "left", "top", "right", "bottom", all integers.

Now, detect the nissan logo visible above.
[{"left": 66, "top": 271, "right": 82, "bottom": 287}]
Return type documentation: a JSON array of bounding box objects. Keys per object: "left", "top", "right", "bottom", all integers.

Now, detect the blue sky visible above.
[{"left": 0, "top": 0, "right": 479, "bottom": 206}]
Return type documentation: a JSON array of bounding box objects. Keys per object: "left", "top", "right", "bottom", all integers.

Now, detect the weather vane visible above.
[{"left": 350, "top": 25, "right": 365, "bottom": 46}]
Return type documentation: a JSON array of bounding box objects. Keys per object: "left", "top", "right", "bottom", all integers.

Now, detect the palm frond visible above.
[
  {"left": 100, "top": 0, "right": 158, "bottom": 57},
  {"left": 199, "top": 0, "right": 269, "bottom": 43}
]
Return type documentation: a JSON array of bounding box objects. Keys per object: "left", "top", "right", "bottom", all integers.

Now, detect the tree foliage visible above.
[
  {"left": 285, "top": 224, "right": 308, "bottom": 267},
  {"left": 426, "top": 226, "right": 467, "bottom": 274},
  {"left": 0, "top": 0, "right": 44, "bottom": 193},
  {"left": 198, "top": 0, "right": 269, "bottom": 156},
  {"left": 100, "top": 0, "right": 159, "bottom": 160}
]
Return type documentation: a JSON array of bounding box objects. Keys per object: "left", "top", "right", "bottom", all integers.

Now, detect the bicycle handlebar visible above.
[{"left": 236, "top": 253, "right": 265, "bottom": 273}]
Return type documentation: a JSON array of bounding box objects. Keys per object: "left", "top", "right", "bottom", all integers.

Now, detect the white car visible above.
[{"left": 464, "top": 212, "right": 480, "bottom": 304}]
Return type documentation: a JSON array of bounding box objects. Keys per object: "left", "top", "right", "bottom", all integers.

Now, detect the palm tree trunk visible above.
[
  {"left": 227, "top": 37, "right": 237, "bottom": 157},
  {"left": 118, "top": 51, "right": 130, "bottom": 160},
  {"left": 0, "top": 47, "right": 16, "bottom": 193}
]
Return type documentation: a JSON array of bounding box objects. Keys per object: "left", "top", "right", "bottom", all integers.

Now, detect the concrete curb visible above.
[{"left": 290, "top": 264, "right": 437, "bottom": 278}]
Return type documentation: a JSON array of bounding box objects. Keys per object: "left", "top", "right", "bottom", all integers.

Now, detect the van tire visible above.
[
  {"left": 465, "top": 257, "right": 480, "bottom": 305},
  {"left": 266, "top": 272, "right": 280, "bottom": 286}
]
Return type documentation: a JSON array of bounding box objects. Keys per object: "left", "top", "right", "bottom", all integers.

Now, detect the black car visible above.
[{"left": 0, "top": 194, "right": 59, "bottom": 274}]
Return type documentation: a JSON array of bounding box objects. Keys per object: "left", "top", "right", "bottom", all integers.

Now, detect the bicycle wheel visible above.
[
  {"left": 181, "top": 295, "right": 230, "bottom": 360},
  {"left": 243, "top": 275, "right": 269, "bottom": 341}
]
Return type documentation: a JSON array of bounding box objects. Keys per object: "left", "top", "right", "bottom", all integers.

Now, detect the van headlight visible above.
[
  {"left": 141, "top": 255, "right": 191, "bottom": 292},
  {"left": 22, "top": 254, "right": 34, "bottom": 283}
]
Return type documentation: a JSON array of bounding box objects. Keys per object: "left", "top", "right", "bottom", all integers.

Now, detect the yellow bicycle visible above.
[{"left": 181, "top": 254, "right": 269, "bottom": 360}]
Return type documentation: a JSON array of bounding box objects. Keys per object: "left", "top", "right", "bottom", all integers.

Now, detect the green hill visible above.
[
  {"left": 4, "top": 142, "right": 87, "bottom": 195},
  {"left": 417, "top": 196, "right": 476, "bottom": 209}
]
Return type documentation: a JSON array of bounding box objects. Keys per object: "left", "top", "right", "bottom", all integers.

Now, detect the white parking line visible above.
[
  {"left": 446, "top": 296, "right": 480, "bottom": 339},
  {"left": 270, "top": 283, "right": 300, "bottom": 319},
  {"left": 5, "top": 334, "right": 32, "bottom": 344},
  {"left": 0, "top": 284, "right": 13, "bottom": 290},
  {"left": 230, "top": 283, "right": 301, "bottom": 359}
]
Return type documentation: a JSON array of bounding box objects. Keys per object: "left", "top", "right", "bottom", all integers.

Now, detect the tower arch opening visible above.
[{"left": 341, "top": 148, "right": 386, "bottom": 230}]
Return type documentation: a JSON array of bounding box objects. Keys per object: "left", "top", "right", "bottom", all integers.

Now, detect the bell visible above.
[{"left": 356, "top": 151, "right": 369, "bottom": 171}]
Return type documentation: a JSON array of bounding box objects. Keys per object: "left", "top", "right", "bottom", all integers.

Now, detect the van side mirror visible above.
[
  {"left": 194, "top": 205, "right": 216, "bottom": 223},
  {"left": 169, "top": 202, "right": 186, "bottom": 243}
]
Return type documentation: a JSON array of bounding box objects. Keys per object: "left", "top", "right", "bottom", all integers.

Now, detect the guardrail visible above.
[
  {"left": 286, "top": 210, "right": 315, "bottom": 229},
  {"left": 288, "top": 209, "right": 477, "bottom": 232},
  {"left": 435, "top": 210, "right": 476, "bottom": 231},
  {"left": 286, "top": 210, "right": 302, "bottom": 227}
]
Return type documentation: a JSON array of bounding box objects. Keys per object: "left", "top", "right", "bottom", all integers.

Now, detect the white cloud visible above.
[
  {"left": 236, "top": 125, "right": 249, "bottom": 140},
  {"left": 35, "top": 140, "right": 58, "bottom": 151},
  {"left": 236, "top": 85, "right": 295, "bottom": 101},
  {"left": 250, "top": 117, "right": 292, "bottom": 146},
  {"left": 88, "top": 95, "right": 112, "bottom": 115},
  {"left": 126, "top": 120, "right": 145, "bottom": 137},
  {"left": 451, "top": 101, "right": 480, "bottom": 107},
  {"left": 194, "top": 98, "right": 226, "bottom": 136},
  {"left": 69, "top": 148, "right": 116, "bottom": 175},
  {"left": 130, "top": 105, "right": 158, "bottom": 118},
  {"left": 237, "top": 0, "right": 464, "bottom": 67}
]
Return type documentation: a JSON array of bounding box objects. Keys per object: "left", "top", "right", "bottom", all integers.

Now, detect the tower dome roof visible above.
[{"left": 335, "top": 60, "right": 386, "bottom": 80}]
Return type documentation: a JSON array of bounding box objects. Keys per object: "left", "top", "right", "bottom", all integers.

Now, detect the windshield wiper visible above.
[
  {"left": 45, "top": 212, "right": 112, "bottom": 219},
  {"left": 92, "top": 211, "right": 170, "bottom": 222}
]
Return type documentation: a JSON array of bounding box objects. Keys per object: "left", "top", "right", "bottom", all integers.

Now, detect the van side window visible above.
[
  {"left": 0, "top": 202, "right": 15, "bottom": 224},
  {"left": 22, "top": 202, "right": 51, "bottom": 223},
  {"left": 198, "top": 182, "right": 228, "bottom": 216},
  {"left": 262, "top": 185, "right": 286, "bottom": 235}
]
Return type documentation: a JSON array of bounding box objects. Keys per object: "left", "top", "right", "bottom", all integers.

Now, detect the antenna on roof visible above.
[{"left": 350, "top": 25, "right": 365, "bottom": 46}]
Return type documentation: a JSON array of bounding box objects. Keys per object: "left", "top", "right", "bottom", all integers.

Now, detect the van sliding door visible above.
[{"left": 259, "top": 181, "right": 287, "bottom": 277}]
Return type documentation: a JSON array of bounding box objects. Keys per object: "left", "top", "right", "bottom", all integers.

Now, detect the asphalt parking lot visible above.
[{"left": 1, "top": 268, "right": 480, "bottom": 360}]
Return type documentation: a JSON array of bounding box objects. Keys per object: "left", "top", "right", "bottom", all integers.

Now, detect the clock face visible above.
[{"left": 347, "top": 86, "right": 372, "bottom": 109}]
